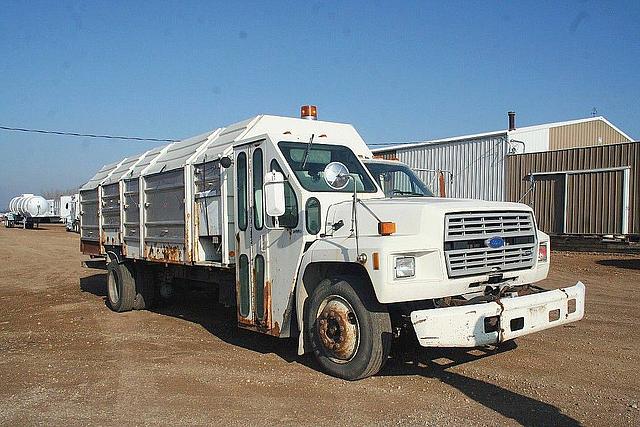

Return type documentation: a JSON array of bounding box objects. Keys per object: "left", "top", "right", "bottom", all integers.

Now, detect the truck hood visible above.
[
  {"left": 325, "top": 197, "right": 534, "bottom": 238},
  {"left": 363, "top": 197, "right": 532, "bottom": 215}
]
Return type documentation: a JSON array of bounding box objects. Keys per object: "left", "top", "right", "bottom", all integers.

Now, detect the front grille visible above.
[
  {"left": 444, "top": 211, "right": 536, "bottom": 278},
  {"left": 445, "top": 211, "right": 534, "bottom": 241}
]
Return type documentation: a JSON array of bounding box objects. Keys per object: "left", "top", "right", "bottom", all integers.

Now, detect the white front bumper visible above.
[{"left": 410, "top": 282, "right": 585, "bottom": 347}]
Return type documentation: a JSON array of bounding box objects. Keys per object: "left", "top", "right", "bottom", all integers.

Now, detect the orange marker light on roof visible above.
[
  {"left": 301, "top": 105, "right": 318, "bottom": 120},
  {"left": 378, "top": 222, "right": 396, "bottom": 236}
]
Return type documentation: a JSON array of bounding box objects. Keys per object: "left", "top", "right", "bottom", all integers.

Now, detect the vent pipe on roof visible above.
[{"left": 508, "top": 111, "right": 516, "bottom": 131}]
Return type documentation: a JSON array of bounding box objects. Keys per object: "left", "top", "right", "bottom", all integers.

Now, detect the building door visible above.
[
  {"left": 566, "top": 170, "right": 625, "bottom": 234},
  {"left": 531, "top": 174, "right": 565, "bottom": 235}
]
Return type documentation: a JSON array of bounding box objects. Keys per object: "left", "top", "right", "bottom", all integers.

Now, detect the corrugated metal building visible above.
[
  {"left": 372, "top": 115, "right": 637, "bottom": 236},
  {"left": 375, "top": 131, "right": 508, "bottom": 201},
  {"left": 506, "top": 142, "right": 640, "bottom": 236}
]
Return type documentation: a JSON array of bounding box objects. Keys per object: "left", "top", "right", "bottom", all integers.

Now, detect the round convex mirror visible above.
[
  {"left": 220, "top": 156, "right": 233, "bottom": 168},
  {"left": 323, "top": 162, "right": 351, "bottom": 190}
]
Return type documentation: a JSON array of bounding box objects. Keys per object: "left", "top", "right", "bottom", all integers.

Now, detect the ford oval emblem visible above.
[{"left": 485, "top": 236, "right": 505, "bottom": 249}]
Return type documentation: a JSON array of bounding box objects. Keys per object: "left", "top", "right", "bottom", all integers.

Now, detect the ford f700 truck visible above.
[{"left": 80, "top": 108, "right": 585, "bottom": 380}]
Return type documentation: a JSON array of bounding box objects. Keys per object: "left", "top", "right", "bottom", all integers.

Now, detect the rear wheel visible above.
[
  {"left": 107, "top": 260, "right": 135, "bottom": 312},
  {"left": 305, "top": 276, "right": 392, "bottom": 380},
  {"left": 133, "top": 263, "right": 157, "bottom": 310}
]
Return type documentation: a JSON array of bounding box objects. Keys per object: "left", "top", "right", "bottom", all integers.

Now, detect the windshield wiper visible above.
[{"left": 301, "top": 133, "right": 315, "bottom": 170}]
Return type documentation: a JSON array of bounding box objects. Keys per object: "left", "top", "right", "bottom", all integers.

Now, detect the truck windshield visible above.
[
  {"left": 278, "top": 141, "right": 378, "bottom": 193},
  {"left": 364, "top": 161, "right": 434, "bottom": 197}
]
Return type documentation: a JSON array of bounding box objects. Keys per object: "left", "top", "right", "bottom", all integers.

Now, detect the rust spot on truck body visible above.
[
  {"left": 80, "top": 239, "right": 101, "bottom": 256},
  {"left": 144, "top": 243, "right": 183, "bottom": 264},
  {"left": 235, "top": 278, "right": 280, "bottom": 337},
  {"left": 263, "top": 279, "right": 272, "bottom": 328}
]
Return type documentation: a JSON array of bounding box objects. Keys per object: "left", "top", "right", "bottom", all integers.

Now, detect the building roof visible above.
[{"left": 371, "top": 116, "right": 633, "bottom": 153}]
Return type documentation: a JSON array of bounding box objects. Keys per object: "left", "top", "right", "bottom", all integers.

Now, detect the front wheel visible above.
[{"left": 305, "top": 276, "right": 392, "bottom": 380}]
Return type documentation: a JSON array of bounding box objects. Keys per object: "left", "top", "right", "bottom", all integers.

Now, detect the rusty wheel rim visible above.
[
  {"left": 316, "top": 295, "right": 360, "bottom": 363},
  {"left": 108, "top": 270, "right": 119, "bottom": 305}
]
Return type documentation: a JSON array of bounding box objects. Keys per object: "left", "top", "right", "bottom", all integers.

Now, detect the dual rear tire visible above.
[
  {"left": 106, "top": 260, "right": 156, "bottom": 312},
  {"left": 106, "top": 260, "right": 136, "bottom": 312}
]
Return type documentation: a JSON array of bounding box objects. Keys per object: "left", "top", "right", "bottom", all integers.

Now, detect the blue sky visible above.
[{"left": 1, "top": 1, "right": 639, "bottom": 207}]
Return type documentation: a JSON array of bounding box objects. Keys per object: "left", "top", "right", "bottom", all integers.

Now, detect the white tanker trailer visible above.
[{"left": 4, "top": 194, "right": 50, "bottom": 228}]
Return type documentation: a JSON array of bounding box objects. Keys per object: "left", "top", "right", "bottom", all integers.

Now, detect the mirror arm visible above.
[
  {"left": 263, "top": 218, "right": 284, "bottom": 231},
  {"left": 345, "top": 174, "right": 361, "bottom": 260}
]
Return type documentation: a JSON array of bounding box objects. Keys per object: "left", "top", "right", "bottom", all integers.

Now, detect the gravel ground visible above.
[{"left": 0, "top": 224, "right": 638, "bottom": 426}]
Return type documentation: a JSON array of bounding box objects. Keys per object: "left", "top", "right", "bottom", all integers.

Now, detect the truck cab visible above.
[{"left": 80, "top": 110, "right": 585, "bottom": 380}]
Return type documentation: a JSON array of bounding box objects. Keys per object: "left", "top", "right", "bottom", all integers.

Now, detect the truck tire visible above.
[
  {"left": 106, "top": 260, "right": 135, "bottom": 312},
  {"left": 305, "top": 276, "right": 392, "bottom": 380},
  {"left": 133, "top": 263, "right": 156, "bottom": 310}
]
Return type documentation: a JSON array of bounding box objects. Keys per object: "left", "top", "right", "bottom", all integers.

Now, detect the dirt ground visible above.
[{"left": 0, "top": 224, "right": 638, "bottom": 426}]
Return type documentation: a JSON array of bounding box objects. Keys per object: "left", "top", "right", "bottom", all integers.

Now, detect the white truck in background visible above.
[
  {"left": 46, "top": 198, "right": 60, "bottom": 221},
  {"left": 80, "top": 107, "right": 585, "bottom": 380},
  {"left": 61, "top": 194, "right": 80, "bottom": 232}
]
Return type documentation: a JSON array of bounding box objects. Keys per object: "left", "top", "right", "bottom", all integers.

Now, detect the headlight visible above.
[
  {"left": 394, "top": 256, "right": 415, "bottom": 278},
  {"left": 538, "top": 242, "right": 548, "bottom": 262}
]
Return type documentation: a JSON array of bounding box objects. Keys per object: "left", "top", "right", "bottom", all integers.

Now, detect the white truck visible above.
[
  {"left": 61, "top": 194, "right": 80, "bottom": 232},
  {"left": 80, "top": 108, "right": 585, "bottom": 380}
]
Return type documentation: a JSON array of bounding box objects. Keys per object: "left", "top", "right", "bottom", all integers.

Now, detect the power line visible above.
[{"left": 0, "top": 125, "right": 179, "bottom": 142}]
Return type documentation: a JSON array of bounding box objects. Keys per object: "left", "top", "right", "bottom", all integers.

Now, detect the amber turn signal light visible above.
[{"left": 378, "top": 222, "right": 396, "bottom": 236}]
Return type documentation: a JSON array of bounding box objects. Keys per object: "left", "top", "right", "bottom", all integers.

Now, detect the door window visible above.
[
  {"left": 255, "top": 255, "right": 265, "bottom": 321},
  {"left": 239, "top": 254, "right": 250, "bottom": 317},
  {"left": 253, "top": 149, "right": 264, "bottom": 230},
  {"left": 305, "top": 197, "right": 321, "bottom": 235},
  {"left": 237, "top": 152, "right": 248, "bottom": 231}
]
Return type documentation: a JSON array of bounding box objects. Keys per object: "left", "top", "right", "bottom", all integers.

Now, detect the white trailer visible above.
[
  {"left": 5, "top": 194, "right": 50, "bottom": 229},
  {"left": 80, "top": 108, "right": 585, "bottom": 380}
]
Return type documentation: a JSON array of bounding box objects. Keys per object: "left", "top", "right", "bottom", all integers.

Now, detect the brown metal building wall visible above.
[
  {"left": 374, "top": 149, "right": 397, "bottom": 160},
  {"left": 506, "top": 142, "right": 640, "bottom": 235},
  {"left": 549, "top": 120, "right": 631, "bottom": 151},
  {"left": 566, "top": 170, "right": 625, "bottom": 234}
]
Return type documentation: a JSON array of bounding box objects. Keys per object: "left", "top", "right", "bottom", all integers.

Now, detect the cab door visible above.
[{"left": 234, "top": 141, "right": 272, "bottom": 332}]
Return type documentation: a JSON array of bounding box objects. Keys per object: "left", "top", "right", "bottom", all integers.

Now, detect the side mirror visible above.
[
  {"left": 264, "top": 171, "right": 286, "bottom": 217},
  {"left": 323, "top": 162, "right": 351, "bottom": 190},
  {"left": 220, "top": 156, "right": 233, "bottom": 168}
]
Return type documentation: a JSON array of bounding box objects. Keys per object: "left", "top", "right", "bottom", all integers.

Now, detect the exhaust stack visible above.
[{"left": 508, "top": 111, "right": 516, "bottom": 131}]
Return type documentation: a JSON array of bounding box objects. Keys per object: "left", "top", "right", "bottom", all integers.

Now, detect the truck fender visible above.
[
  {"left": 295, "top": 247, "right": 377, "bottom": 355},
  {"left": 105, "top": 250, "right": 121, "bottom": 264},
  {"left": 295, "top": 249, "right": 314, "bottom": 355}
]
